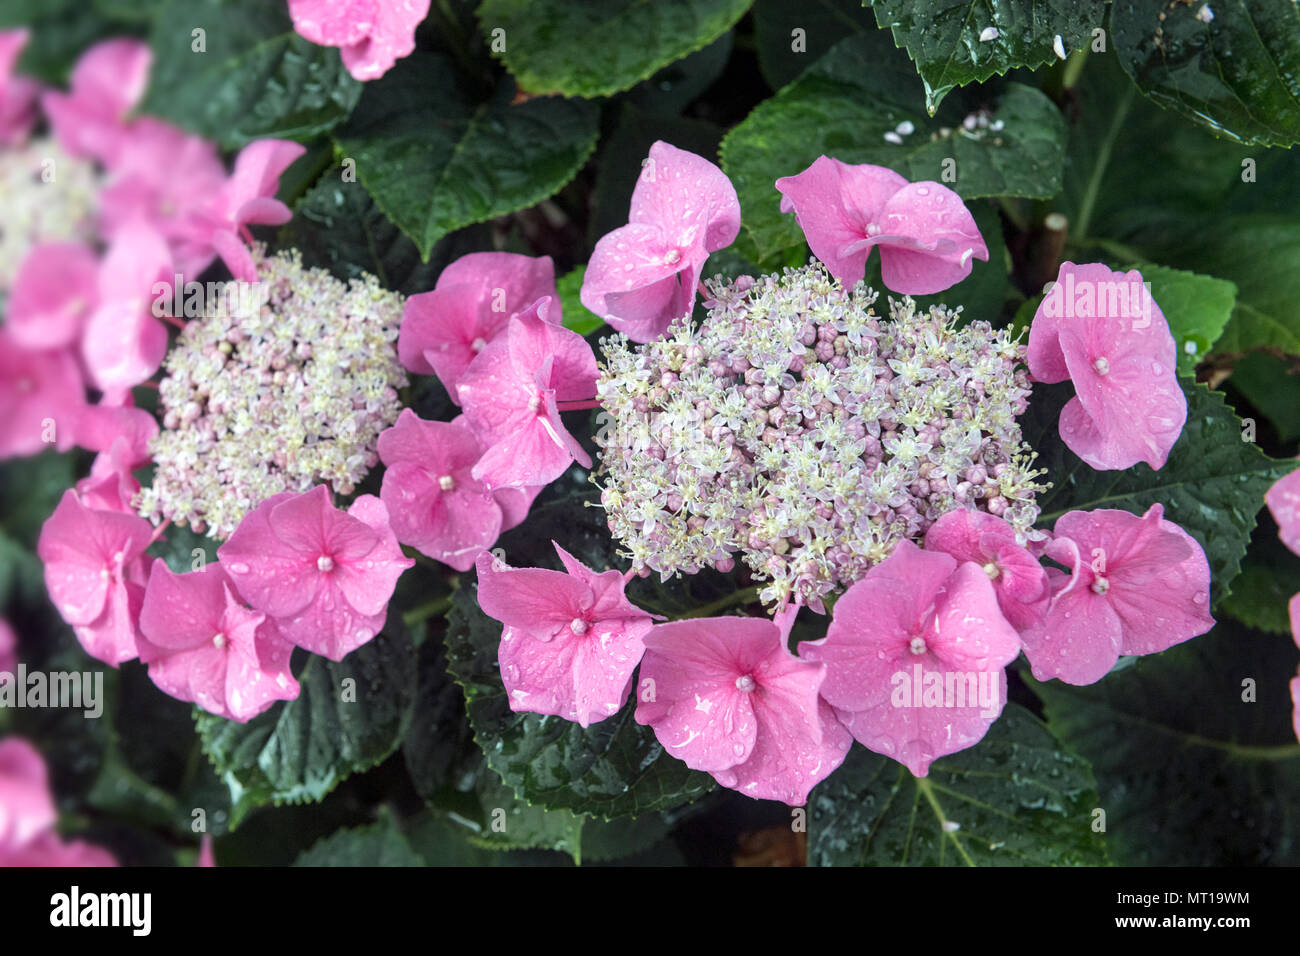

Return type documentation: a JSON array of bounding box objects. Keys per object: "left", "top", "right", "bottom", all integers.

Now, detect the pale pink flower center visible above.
[
  {"left": 735, "top": 674, "right": 756, "bottom": 692},
  {"left": 664, "top": 248, "right": 681, "bottom": 265},
  {"left": 1093, "top": 356, "right": 1110, "bottom": 375},
  {"left": 438, "top": 474, "right": 455, "bottom": 492},
  {"left": 212, "top": 633, "right": 226, "bottom": 648},
  {"left": 982, "top": 561, "right": 1000, "bottom": 579},
  {"left": 570, "top": 617, "right": 589, "bottom": 635},
  {"left": 909, "top": 636, "right": 927, "bottom": 655},
  {"left": 471, "top": 337, "right": 487, "bottom": 352},
  {"left": 1091, "top": 576, "right": 1110, "bottom": 595},
  {"left": 317, "top": 555, "right": 335, "bottom": 573}
]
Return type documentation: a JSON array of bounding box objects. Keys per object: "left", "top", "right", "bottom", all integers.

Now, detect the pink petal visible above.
[
  {"left": 0, "top": 738, "right": 57, "bottom": 851},
  {"left": 7, "top": 242, "right": 98, "bottom": 351},
  {"left": 218, "top": 492, "right": 322, "bottom": 618},
  {"left": 337, "top": 0, "right": 430, "bottom": 81},
  {"left": 1267, "top": 469, "right": 1300, "bottom": 558},
  {"left": 475, "top": 551, "right": 594, "bottom": 641},
  {"left": 335, "top": 494, "right": 413, "bottom": 616},
  {"left": 0, "top": 335, "right": 84, "bottom": 458},
  {"left": 924, "top": 510, "right": 1049, "bottom": 631},
  {"left": 289, "top": 0, "right": 378, "bottom": 46}
]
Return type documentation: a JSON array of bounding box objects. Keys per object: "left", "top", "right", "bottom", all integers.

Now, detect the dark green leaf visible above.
[
  {"left": 751, "top": 0, "right": 877, "bottom": 90},
  {"left": 1023, "top": 380, "right": 1299, "bottom": 596},
  {"left": 1219, "top": 529, "right": 1300, "bottom": 635},
  {"left": 808, "top": 704, "right": 1108, "bottom": 865},
  {"left": 293, "top": 809, "right": 424, "bottom": 866},
  {"left": 1122, "top": 263, "right": 1237, "bottom": 375},
  {"left": 334, "top": 52, "right": 599, "bottom": 259},
  {"left": 555, "top": 266, "right": 605, "bottom": 336},
  {"left": 868, "top": 0, "right": 1107, "bottom": 113},
  {"left": 1029, "top": 621, "right": 1300, "bottom": 864},
  {"left": 1228, "top": 350, "right": 1300, "bottom": 443},
  {"left": 1113, "top": 0, "right": 1300, "bottom": 147},
  {"left": 477, "top": 0, "right": 753, "bottom": 98},
  {"left": 142, "top": 0, "right": 361, "bottom": 149},
  {"left": 721, "top": 34, "right": 1066, "bottom": 262}
]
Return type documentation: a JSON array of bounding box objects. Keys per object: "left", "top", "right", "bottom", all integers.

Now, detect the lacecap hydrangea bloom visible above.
[
  {"left": 595, "top": 261, "right": 1047, "bottom": 609},
  {"left": 136, "top": 247, "right": 407, "bottom": 538}
]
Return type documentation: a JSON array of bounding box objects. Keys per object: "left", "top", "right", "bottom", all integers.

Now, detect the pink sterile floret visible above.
[
  {"left": 289, "top": 0, "right": 430, "bottom": 82},
  {"left": 775, "top": 155, "right": 988, "bottom": 295},
  {"left": 1027, "top": 262, "right": 1186, "bottom": 471},
  {"left": 7, "top": 241, "right": 99, "bottom": 351},
  {"left": 635, "top": 614, "right": 851, "bottom": 805},
  {"left": 1019, "top": 504, "right": 1214, "bottom": 686},
  {"left": 0, "top": 738, "right": 118, "bottom": 867},
  {"left": 0, "top": 29, "right": 39, "bottom": 146},
  {"left": 37, "top": 489, "right": 154, "bottom": 666},
  {"left": 800, "top": 540, "right": 1020, "bottom": 777},
  {"left": 924, "top": 509, "right": 1050, "bottom": 631},
  {"left": 0, "top": 330, "right": 84, "bottom": 460},
  {"left": 137, "top": 562, "right": 300, "bottom": 722},
  {"left": 0, "top": 619, "right": 14, "bottom": 677},
  {"left": 42, "top": 37, "right": 151, "bottom": 164},
  {"left": 199, "top": 139, "right": 307, "bottom": 281},
  {"left": 1266, "top": 469, "right": 1300, "bottom": 558},
  {"left": 477, "top": 543, "right": 659, "bottom": 728},
  {"left": 378, "top": 410, "right": 504, "bottom": 571},
  {"left": 81, "top": 220, "right": 172, "bottom": 401},
  {"left": 458, "top": 297, "right": 598, "bottom": 491},
  {"left": 218, "top": 486, "right": 414, "bottom": 661},
  {"left": 75, "top": 437, "right": 147, "bottom": 515},
  {"left": 399, "top": 251, "right": 560, "bottom": 391},
  {"left": 581, "top": 141, "right": 741, "bottom": 343}
]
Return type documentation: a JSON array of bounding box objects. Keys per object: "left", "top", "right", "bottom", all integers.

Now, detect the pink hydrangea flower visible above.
[
  {"left": 775, "top": 156, "right": 988, "bottom": 295},
  {"left": 1027, "top": 262, "right": 1186, "bottom": 471},
  {"left": 0, "top": 331, "right": 84, "bottom": 459},
  {"left": 7, "top": 242, "right": 98, "bottom": 351},
  {"left": 1266, "top": 469, "right": 1300, "bottom": 557},
  {"left": 289, "top": 0, "right": 431, "bottom": 81},
  {"left": 71, "top": 399, "right": 159, "bottom": 466},
  {"left": 378, "top": 410, "right": 505, "bottom": 571},
  {"left": 800, "top": 540, "right": 1020, "bottom": 777},
  {"left": 1019, "top": 505, "right": 1214, "bottom": 686},
  {"left": 81, "top": 220, "right": 172, "bottom": 400},
  {"left": 635, "top": 611, "right": 851, "bottom": 804},
  {"left": 218, "top": 486, "right": 414, "bottom": 661},
  {"left": 0, "top": 29, "right": 40, "bottom": 145},
  {"left": 923, "top": 510, "right": 1050, "bottom": 631},
  {"left": 398, "top": 252, "right": 560, "bottom": 393},
  {"left": 476, "top": 544, "right": 659, "bottom": 727},
  {"left": 457, "top": 297, "right": 598, "bottom": 491},
  {"left": 0, "top": 738, "right": 57, "bottom": 852},
  {"left": 98, "top": 118, "right": 227, "bottom": 277},
  {"left": 0, "top": 738, "right": 117, "bottom": 867},
  {"left": 42, "top": 37, "right": 151, "bottom": 164},
  {"left": 0, "top": 619, "right": 14, "bottom": 677},
  {"left": 37, "top": 489, "right": 154, "bottom": 666},
  {"left": 75, "top": 438, "right": 145, "bottom": 515},
  {"left": 137, "top": 562, "right": 300, "bottom": 722},
  {"left": 199, "top": 139, "right": 306, "bottom": 281},
  {"left": 581, "top": 141, "right": 741, "bottom": 343}
]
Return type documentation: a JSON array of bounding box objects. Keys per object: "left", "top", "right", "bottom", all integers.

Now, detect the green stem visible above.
[
  {"left": 403, "top": 594, "right": 456, "bottom": 628},
  {"left": 678, "top": 586, "right": 762, "bottom": 619},
  {"left": 1074, "top": 82, "right": 1135, "bottom": 241},
  {"left": 1061, "top": 48, "right": 1089, "bottom": 91},
  {"left": 997, "top": 197, "right": 1029, "bottom": 234}
]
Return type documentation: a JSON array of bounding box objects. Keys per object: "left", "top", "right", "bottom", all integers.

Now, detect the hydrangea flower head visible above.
[
  {"left": 136, "top": 247, "right": 407, "bottom": 538},
  {"left": 634, "top": 613, "right": 851, "bottom": 804},
  {"left": 378, "top": 410, "right": 504, "bottom": 571},
  {"left": 923, "top": 509, "right": 1050, "bottom": 630},
  {"left": 1027, "top": 262, "right": 1186, "bottom": 471},
  {"left": 476, "top": 544, "right": 658, "bottom": 727},
  {"left": 457, "top": 296, "right": 598, "bottom": 491},
  {"left": 596, "top": 261, "right": 1046, "bottom": 608},
  {"left": 1019, "top": 504, "right": 1214, "bottom": 685},
  {"left": 1, "top": 139, "right": 100, "bottom": 290},
  {"left": 37, "top": 489, "right": 154, "bottom": 666},
  {"left": 1266, "top": 469, "right": 1300, "bottom": 557},
  {"left": 218, "top": 486, "right": 413, "bottom": 661},
  {"left": 137, "top": 562, "right": 299, "bottom": 722},
  {"left": 775, "top": 156, "right": 988, "bottom": 295},
  {"left": 800, "top": 540, "right": 1021, "bottom": 777},
  {"left": 399, "top": 252, "right": 559, "bottom": 392},
  {"left": 289, "top": 0, "right": 431, "bottom": 81},
  {"left": 582, "top": 141, "right": 741, "bottom": 343}
]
